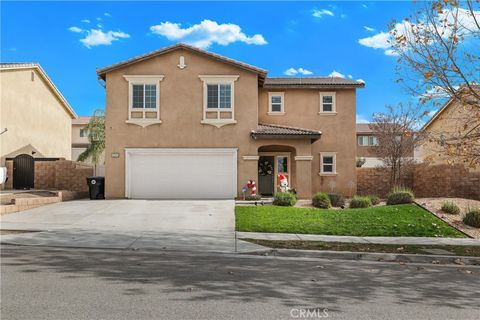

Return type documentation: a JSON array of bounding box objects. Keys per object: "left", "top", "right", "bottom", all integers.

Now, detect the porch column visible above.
[
  {"left": 239, "top": 155, "right": 259, "bottom": 197},
  {"left": 294, "top": 155, "right": 313, "bottom": 199}
]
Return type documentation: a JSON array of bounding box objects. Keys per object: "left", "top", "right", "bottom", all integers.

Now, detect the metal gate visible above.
[{"left": 13, "top": 154, "right": 35, "bottom": 189}]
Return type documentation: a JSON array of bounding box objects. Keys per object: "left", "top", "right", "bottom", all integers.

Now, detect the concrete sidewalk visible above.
[{"left": 236, "top": 232, "right": 480, "bottom": 246}]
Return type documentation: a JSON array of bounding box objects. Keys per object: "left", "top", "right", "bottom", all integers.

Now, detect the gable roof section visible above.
[
  {"left": 356, "top": 123, "right": 374, "bottom": 134},
  {"left": 264, "top": 77, "right": 365, "bottom": 89},
  {"left": 72, "top": 116, "right": 91, "bottom": 125},
  {"left": 0, "top": 63, "right": 77, "bottom": 119},
  {"left": 96, "top": 43, "right": 268, "bottom": 83}
]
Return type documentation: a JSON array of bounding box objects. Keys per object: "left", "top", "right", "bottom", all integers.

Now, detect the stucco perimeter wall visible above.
[
  {"left": 0, "top": 69, "right": 72, "bottom": 164},
  {"left": 258, "top": 88, "right": 357, "bottom": 196},
  {"left": 104, "top": 48, "right": 260, "bottom": 198},
  {"left": 5, "top": 159, "right": 93, "bottom": 192},
  {"left": 357, "top": 164, "right": 480, "bottom": 200}
]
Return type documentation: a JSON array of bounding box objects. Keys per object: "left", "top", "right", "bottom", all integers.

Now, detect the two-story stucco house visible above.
[{"left": 96, "top": 43, "right": 364, "bottom": 199}]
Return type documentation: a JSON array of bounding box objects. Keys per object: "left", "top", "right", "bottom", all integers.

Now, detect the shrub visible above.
[
  {"left": 273, "top": 192, "right": 297, "bottom": 207},
  {"left": 441, "top": 201, "right": 460, "bottom": 215},
  {"left": 245, "top": 195, "right": 261, "bottom": 201},
  {"left": 349, "top": 196, "right": 372, "bottom": 208},
  {"left": 386, "top": 186, "right": 415, "bottom": 205},
  {"left": 327, "top": 193, "right": 345, "bottom": 207},
  {"left": 356, "top": 157, "right": 366, "bottom": 168},
  {"left": 463, "top": 208, "right": 480, "bottom": 228},
  {"left": 312, "top": 192, "right": 331, "bottom": 209},
  {"left": 368, "top": 195, "right": 381, "bottom": 206}
]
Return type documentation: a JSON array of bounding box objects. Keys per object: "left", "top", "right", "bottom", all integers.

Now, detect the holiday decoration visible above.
[
  {"left": 258, "top": 160, "right": 274, "bottom": 176},
  {"left": 278, "top": 174, "right": 289, "bottom": 192},
  {"left": 246, "top": 179, "right": 257, "bottom": 196}
]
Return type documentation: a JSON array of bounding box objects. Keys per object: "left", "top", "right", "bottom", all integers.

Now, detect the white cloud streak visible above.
[
  {"left": 80, "top": 29, "right": 130, "bottom": 48},
  {"left": 149, "top": 19, "right": 267, "bottom": 49},
  {"left": 363, "top": 26, "right": 375, "bottom": 32},
  {"left": 328, "top": 70, "right": 346, "bottom": 78},
  {"left": 312, "top": 9, "right": 334, "bottom": 18},
  {"left": 68, "top": 26, "right": 83, "bottom": 33},
  {"left": 284, "top": 67, "right": 313, "bottom": 76}
]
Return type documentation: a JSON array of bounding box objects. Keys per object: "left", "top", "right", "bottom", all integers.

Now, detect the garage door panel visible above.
[{"left": 126, "top": 149, "right": 237, "bottom": 199}]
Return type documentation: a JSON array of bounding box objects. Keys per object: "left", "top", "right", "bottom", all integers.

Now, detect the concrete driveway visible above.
[
  {"left": 0, "top": 200, "right": 262, "bottom": 253},
  {"left": 0, "top": 199, "right": 234, "bottom": 233}
]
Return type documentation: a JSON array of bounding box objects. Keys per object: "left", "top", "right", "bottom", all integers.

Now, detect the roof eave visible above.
[
  {"left": 262, "top": 84, "right": 365, "bottom": 89},
  {"left": 251, "top": 133, "right": 321, "bottom": 141}
]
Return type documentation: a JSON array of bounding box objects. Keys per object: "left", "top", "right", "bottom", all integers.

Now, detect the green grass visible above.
[
  {"left": 235, "top": 204, "right": 466, "bottom": 238},
  {"left": 244, "top": 239, "right": 480, "bottom": 257}
]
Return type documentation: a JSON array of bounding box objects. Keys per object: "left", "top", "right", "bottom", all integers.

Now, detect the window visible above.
[
  {"left": 357, "top": 135, "right": 378, "bottom": 146},
  {"left": 80, "top": 129, "right": 89, "bottom": 138},
  {"left": 199, "top": 75, "right": 239, "bottom": 127},
  {"left": 320, "top": 153, "right": 337, "bottom": 174},
  {"left": 319, "top": 92, "right": 336, "bottom": 113},
  {"left": 268, "top": 92, "right": 285, "bottom": 114},
  {"left": 124, "top": 75, "right": 164, "bottom": 127}
]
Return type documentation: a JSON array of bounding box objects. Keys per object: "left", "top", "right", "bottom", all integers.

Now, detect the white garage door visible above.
[{"left": 126, "top": 148, "right": 237, "bottom": 199}]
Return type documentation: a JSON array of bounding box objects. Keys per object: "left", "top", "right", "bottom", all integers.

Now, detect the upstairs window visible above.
[
  {"left": 199, "top": 75, "right": 239, "bottom": 128},
  {"left": 319, "top": 92, "right": 336, "bottom": 113},
  {"left": 358, "top": 135, "right": 378, "bottom": 146},
  {"left": 268, "top": 92, "right": 285, "bottom": 114},
  {"left": 124, "top": 75, "right": 164, "bottom": 126}
]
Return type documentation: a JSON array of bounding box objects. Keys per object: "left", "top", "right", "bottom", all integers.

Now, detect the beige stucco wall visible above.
[
  {"left": 104, "top": 48, "right": 261, "bottom": 198},
  {"left": 258, "top": 88, "right": 358, "bottom": 195},
  {"left": 0, "top": 68, "right": 72, "bottom": 165},
  {"left": 72, "top": 123, "right": 89, "bottom": 146}
]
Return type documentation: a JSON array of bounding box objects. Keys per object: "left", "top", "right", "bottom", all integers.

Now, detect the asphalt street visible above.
[{"left": 1, "top": 245, "right": 479, "bottom": 320}]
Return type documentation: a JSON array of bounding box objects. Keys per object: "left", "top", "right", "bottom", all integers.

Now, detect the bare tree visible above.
[
  {"left": 389, "top": 0, "right": 480, "bottom": 167},
  {"left": 371, "top": 104, "right": 422, "bottom": 187}
]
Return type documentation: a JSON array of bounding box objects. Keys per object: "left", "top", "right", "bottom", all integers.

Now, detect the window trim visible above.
[
  {"left": 123, "top": 75, "right": 164, "bottom": 127},
  {"left": 268, "top": 92, "right": 285, "bottom": 115},
  {"left": 319, "top": 152, "right": 337, "bottom": 175},
  {"left": 199, "top": 75, "right": 239, "bottom": 128},
  {"left": 319, "top": 92, "right": 337, "bottom": 114}
]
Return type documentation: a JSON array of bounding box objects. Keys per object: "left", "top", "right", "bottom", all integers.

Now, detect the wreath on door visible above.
[{"left": 258, "top": 160, "right": 274, "bottom": 176}]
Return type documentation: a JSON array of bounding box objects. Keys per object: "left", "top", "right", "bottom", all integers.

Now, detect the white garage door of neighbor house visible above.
[{"left": 126, "top": 148, "right": 237, "bottom": 199}]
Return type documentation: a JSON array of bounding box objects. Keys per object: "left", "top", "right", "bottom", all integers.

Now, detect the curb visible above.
[{"left": 240, "top": 248, "right": 480, "bottom": 266}]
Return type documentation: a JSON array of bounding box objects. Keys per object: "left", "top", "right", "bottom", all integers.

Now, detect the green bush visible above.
[
  {"left": 441, "top": 201, "right": 460, "bottom": 215},
  {"left": 356, "top": 157, "right": 366, "bottom": 168},
  {"left": 349, "top": 196, "right": 372, "bottom": 208},
  {"left": 327, "top": 193, "right": 345, "bottom": 207},
  {"left": 312, "top": 192, "right": 331, "bottom": 209},
  {"left": 368, "top": 195, "right": 381, "bottom": 206},
  {"left": 273, "top": 192, "right": 297, "bottom": 207},
  {"left": 386, "top": 186, "right": 415, "bottom": 205},
  {"left": 463, "top": 208, "right": 480, "bottom": 228},
  {"left": 245, "top": 195, "right": 262, "bottom": 201}
]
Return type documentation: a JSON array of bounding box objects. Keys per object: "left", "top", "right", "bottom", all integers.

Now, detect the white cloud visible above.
[
  {"left": 96, "top": 17, "right": 102, "bottom": 21},
  {"left": 420, "top": 86, "right": 458, "bottom": 99},
  {"left": 356, "top": 114, "right": 370, "bottom": 123},
  {"left": 104, "top": 12, "right": 111, "bottom": 17},
  {"left": 356, "top": 79, "right": 365, "bottom": 83},
  {"left": 328, "top": 70, "right": 346, "bottom": 78},
  {"left": 340, "top": 14, "right": 347, "bottom": 19},
  {"left": 81, "top": 19, "right": 90, "bottom": 23},
  {"left": 359, "top": 7, "right": 480, "bottom": 56},
  {"left": 363, "top": 26, "right": 375, "bottom": 32},
  {"left": 97, "top": 23, "right": 103, "bottom": 28},
  {"left": 362, "top": 4, "right": 368, "bottom": 9},
  {"left": 68, "top": 26, "right": 83, "bottom": 33},
  {"left": 312, "top": 9, "right": 334, "bottom": 18},
  {"left": 284, "top": 67, "right": 313, "bottom": 76},
  {"left": 347, "top": 74, "right": 353, "bottom": 79},
  {"left": 149, "top": 19, "right": 267, "bottom": 49},
  {"left": 80, "top": 29, "right": 130, "bottom": 48}
]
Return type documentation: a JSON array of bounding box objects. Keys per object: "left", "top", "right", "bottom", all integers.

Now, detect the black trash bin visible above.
[{"left": 86, "top": 176, "right": 105, "bottom": 200}]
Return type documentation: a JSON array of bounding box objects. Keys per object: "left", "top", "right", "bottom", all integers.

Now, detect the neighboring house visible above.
[
  {"left": 97, "top": 43, "right": 364, "bottom": 199},
  {"left": 72, "top": 116, "right": 105, "bottom": 176},
  {"left": 416, "top": 89, "right": 479, "bottom": 169},
  {"left": 356, "top": 123, "right": 382, "bottom": 168},
  {"left": 0, "top": 63, "right": 76, "bottom": 166}
]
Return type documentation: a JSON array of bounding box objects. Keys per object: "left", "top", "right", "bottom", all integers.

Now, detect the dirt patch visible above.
[{"left": 417, "top": 198, "right": 480, "bottom": 239}]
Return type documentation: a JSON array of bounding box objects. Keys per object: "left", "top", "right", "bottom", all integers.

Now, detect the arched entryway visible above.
[
  {"left": 257, "top": 145, "right": 296, "bottom": 196},
  {"left": 13, "top": 154, "right": 35, "bottom": 189}
]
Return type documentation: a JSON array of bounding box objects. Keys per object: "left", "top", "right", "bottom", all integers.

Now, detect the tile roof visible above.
[
  {"left": 356, "top": 123, "right": 374, "bottom": 133},
  {"left": 251, "top": 123, "right": 321, "bottom": 140},
  {"left": 72, "top": 116, "right": 91, "bottom": 125},
  {"left": 0, "top": 62, "right": 39, "bottom": 68},
  {"left": 264, "top": 77, "right": 365, "bottom": 88},
  {"left": 97, "top": 43, "right": 268, "bottom": 82}
]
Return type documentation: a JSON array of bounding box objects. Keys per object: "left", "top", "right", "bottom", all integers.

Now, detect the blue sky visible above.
[{"left": 2, "top": 1, "right": 420, "bottom": 121}]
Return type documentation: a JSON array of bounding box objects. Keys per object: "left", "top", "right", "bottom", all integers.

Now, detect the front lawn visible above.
[{"left": 235, "top": 204, "right": 466, "bottom": 238}]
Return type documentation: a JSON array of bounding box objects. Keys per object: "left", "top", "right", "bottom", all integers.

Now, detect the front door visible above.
[{"left": 258, "top": 156, "right": 274, "bottom": 196}]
